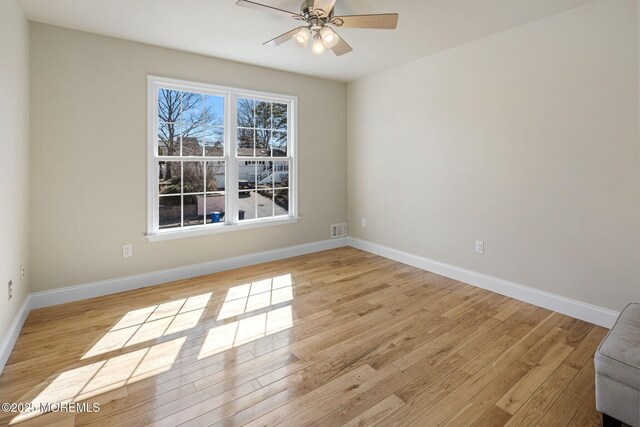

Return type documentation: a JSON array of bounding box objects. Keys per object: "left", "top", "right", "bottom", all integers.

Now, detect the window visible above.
[{"left": 147, "top": 77, "right": 297, "bottom": 241}]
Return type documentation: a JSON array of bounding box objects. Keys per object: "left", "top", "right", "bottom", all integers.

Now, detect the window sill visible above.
[{"left": 146, "top": 217, "right": 299, "bottom": 242}]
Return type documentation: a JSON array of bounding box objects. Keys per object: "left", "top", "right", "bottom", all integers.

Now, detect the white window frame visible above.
[{"left": 146, "top": 76, "right": 298, "bottom": 242}]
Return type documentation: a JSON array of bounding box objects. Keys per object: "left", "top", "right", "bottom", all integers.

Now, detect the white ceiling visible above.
[{"left": 19, "top": 0, "right": 596, "bottom": 82}]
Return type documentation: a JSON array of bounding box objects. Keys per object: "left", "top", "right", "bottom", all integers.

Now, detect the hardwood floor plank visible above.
[
  {"left": 419, "top": 361, "right": 531, "bottom": 426},
  {"left": 469, "top": 405, "right": 512, "bottom": 427},
  {"left": 503, "top": 362, "right": 578, "bottom": 426},
  {"left": 121, "top": 379, "right": 262, "bottom": 426},
  {"left": 245, "top": 364, "right": 397, "bottom": 426},
  {"left": 404, "top": 311, "right": 573, "bottom": 426},
  {"left": 536, "top": 359, "right": 598, "bottom": 426},
  {"left": 342, "top": 394, "right": 405, "bottom": 427},
  {"left": 567, "top": 387, "right": 601, "bottom": 427},
  {"left": 0, "top": 247, "right": 606, "bottom": 427},
  {"left": 496, "top": 342, "right": 574, "bottom": 414},
  {"left": 564, "top": 326, "right": 608, "bottom": 370},
  {"left": 199, "top": 364, "right": 378, "bottom": 426}
]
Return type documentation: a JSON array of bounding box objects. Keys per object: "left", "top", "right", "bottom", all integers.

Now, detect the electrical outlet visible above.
[
  {"left": 19, "top": 265, "right": 25, "bottom": 282},
  {"left": 8, "top": 280, "right": 13, "bottom": 301},
  {"left": 122, "top": 244, "right": 133, "bottom": 258},
  {"left": 475, "top": 240, "right": 484, "bottom": 254},
  {"left": 361, "top": 218, "right": 367, "bottom": 228}
]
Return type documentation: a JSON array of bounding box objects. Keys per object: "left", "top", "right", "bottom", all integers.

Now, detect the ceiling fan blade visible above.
[
  {"left": 313, "top": 0, "right": 337, "bottom": 16},
  {"left": 333, "top": 13, "right": 399, "bottom": 29},
  {"left": 330, "top": 34, "right": 352, "bottom": 56},
  {"left": 236, "top": 0, "right": 302, "bottom": 19},
  {"left": 263, "top": 26, "right": 305, "bottom": 47}
]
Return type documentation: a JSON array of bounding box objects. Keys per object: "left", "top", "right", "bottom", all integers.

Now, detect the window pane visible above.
[
  {"left": 237, "top": 98, "right": 254, "bottom": 127},
  {"left": 204, "top": 127, "right": 224, "bottom": 157},
  {"left": 159, "top": 196, "right": 181, "bottom": 229},
  {"left": 273, "top": 103, "right": 287, "bottom": 130},
  {"left": 204, "top": 193, "right": 225, "bottom": 224},
  {"left": 154, "top": 82, "right": 293, "bottom": 234},
  {"left": 157, "top": 89, "right": 182, "bottom": 125},
  {"left": 159, "top": 161, "right": 181, "bottom": 194},
  {"left": 255, "top": 130, "right": 270, "bottom": 157},
  {"left": 239, "top": 161, "right": 256, "bottom": 190},
  {"left": 182, "top": 92, "right": 204, "bottom": 124},
  {"left": 183, "top": 195, "right": 203, "bottom": 227},
  {"left": 274, "top": 188, "right": 289, "bottom": 216},
  {"left": 238, "top": 191, "right": 256, "bottom": 221},
  {"left": 181, "top": 125, "right": 203, "bottom": 157},
  {"left": 271, "top": 131, "right": 287, "bottom": 157},
  {"left": 204, "top": 95, "right": 224, "bottom": 128},
  {"left": 158, "top": 122, "right": 181, "bottom": 156},
  {"left": 183, "top": 161, "right": 204, "bottom": 193},
  {"left": 257, "top": 162, "right": 273, "bottom": 189},
  {"left": 274, "top": 161, "right": 289, "bottom": 188},
  {"left": 256, "top": 101, "right": 271, "bottom": 129},
  {"left": 257, "top": 190, "right": 274, "bottom": 219},
  {"left": 237, "top": 128, "right": 254, "bottom": 157},
  {"left": 206, "top": 161, "right": 225, "bottom": 192}
]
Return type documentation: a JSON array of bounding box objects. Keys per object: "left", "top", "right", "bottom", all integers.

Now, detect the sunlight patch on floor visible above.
[
  {"left": 11, "top": 337, "right": 186, "bottom": 425},
  {"left": 82, "top": 293, "right": 211, "bottom": 359},
  {"left": 11, "top": 274, "right": 296, "bottom": 424},
  {"left": 199, "top": 305, "right": 293, "bottom": 359},
  {"left": 217, "top": 274, "right": 293, "bottom": 321}
]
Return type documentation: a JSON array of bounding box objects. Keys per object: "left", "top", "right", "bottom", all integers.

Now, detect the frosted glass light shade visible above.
[
  {"left": 293, "top": 27, "right": 311, "bottom": 48},
  {"left": 320, "top": 27, "right": 339, "bottom": 48},
  {"left": 311, "top": 34, "right": 326, "bottom": 55}
]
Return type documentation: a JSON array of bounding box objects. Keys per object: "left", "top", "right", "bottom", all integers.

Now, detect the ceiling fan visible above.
[{"left": 236, "top": 0, "right": 399, "bottom": 56}]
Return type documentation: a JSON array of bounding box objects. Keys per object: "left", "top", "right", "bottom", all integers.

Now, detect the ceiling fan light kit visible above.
[
  {"left": 236, "top": 0, "right": 399, "bottom": 56},
  {"left": 319, "top": 26, "right": 339, "bottom": 49},
  {"left": 311, "top": 33, "right": 326, "bottom": 55},
  {"left": 293, "top": 27, "right": 311, "bottom": 47}
]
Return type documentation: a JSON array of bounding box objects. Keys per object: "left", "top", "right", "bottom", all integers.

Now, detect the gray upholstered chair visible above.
[{"left": 595, "top": 303, "right": 640, "bottom": 427}]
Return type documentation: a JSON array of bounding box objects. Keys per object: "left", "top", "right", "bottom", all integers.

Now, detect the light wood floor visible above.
[{"left": 0, "top": 247, "right": 608, "bottom": 427}]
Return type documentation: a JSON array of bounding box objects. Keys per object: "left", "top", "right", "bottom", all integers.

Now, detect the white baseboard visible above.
[
  {"left": 0, "top": 294, "right": 31, "bottom": 375},
  {"left": 347, "top": 237, "right": 619, "bottom": 328},
  {"left": 30, "top": 237, "right": 348, "bottom": 309}
]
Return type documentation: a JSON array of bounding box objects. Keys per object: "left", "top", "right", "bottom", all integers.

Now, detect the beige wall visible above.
[
  {"left": 23, "top": 0, "right": 640, "bottom": 311},
  {"left": 29, "top": 23, "right": 347, "bottom": 292},
  {"left": 0, "top": 0, "right": 30, "bottom": 340},
  {"left": 348, "top": 0, "right": 640, "bottom": 311}
]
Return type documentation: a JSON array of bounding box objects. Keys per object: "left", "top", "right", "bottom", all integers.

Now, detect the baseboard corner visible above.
[{"left": 346, "top": 236, "right": 619, "bottom": 328}]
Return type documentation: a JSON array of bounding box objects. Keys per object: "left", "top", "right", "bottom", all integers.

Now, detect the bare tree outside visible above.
[
  {"left": 236, "top": 98, "right": 288, "bottom": 157},
  {"left": 237, "top": 98, "right": 255, "bottom": 128},
  {"left": 158, "top": 89, "right": 224, "bottom": 178},
  {"left": 158, "top": 89, "right": 225, "bottom": 228}
]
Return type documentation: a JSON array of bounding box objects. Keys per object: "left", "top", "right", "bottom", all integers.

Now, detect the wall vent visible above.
[{"left": 331, "top": 223, "right": 347, "bottom": 238}]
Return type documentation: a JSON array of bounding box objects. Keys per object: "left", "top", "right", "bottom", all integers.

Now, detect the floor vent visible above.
[{"left": 331, "top": 223, "right": 347, "bottom": 238}]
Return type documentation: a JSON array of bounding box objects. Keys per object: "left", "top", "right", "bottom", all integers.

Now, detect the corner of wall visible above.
[{"left": 0, "top": 0, "right": 32, "bottom": 374}]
